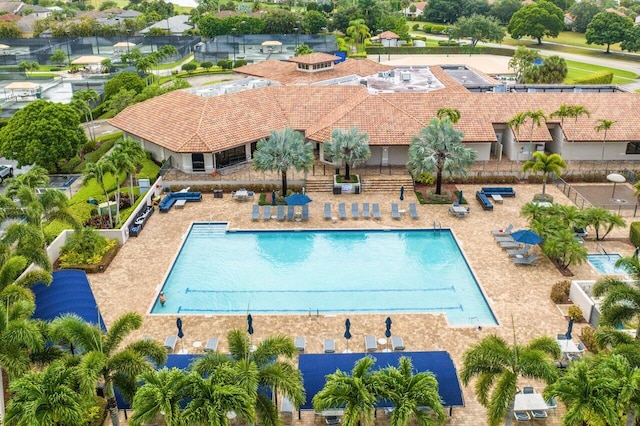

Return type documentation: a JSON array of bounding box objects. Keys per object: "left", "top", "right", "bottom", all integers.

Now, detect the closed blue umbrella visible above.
[
  {"left": 385, "top": 316, "right": 392, "bottom": 339},
  {"left": 344, "top": 318, "right": 352, "bottom": 352},
  {"left": 285, "top": 193, "right": 312, "bottom": 205},
  {"left": 247, "top": 314, "right": 254, "bottom": 335},
  {"left": 271, "top": 190, "right": 277, "bottom": 206},
  {"left": 565, "top": 317, "right": 574, "bottom": 340},
  {"left": 458, "top": 190, "right": 463, "bottom": 204},
  {"left": 176, "top": 317, "right": 184, "bottom": 353},
  {"left": 511, "top": 230, "right": 543, "bottom": 245},
  {"left": 400, "top": 186, "right": 404, "bottom": 202}
]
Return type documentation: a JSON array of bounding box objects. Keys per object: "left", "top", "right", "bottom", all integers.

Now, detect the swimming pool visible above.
[
  {"left": 152, "top": 224, "right": 497, "bottom": 326},
  {"left": 587, "top": 254, "right": 626, "bottom": 275}
]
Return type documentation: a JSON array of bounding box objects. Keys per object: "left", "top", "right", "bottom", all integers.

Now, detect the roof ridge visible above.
[
  {"left": 379, "top": 94, "right": 428, "bottom": 126},
  {"left": 305, "top": 87, "right": 371, "bottom": 136}
]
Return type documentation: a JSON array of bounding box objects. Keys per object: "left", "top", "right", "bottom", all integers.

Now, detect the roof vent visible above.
[{"left": 401, "top": 72, "right": 411, "bottom": 81}]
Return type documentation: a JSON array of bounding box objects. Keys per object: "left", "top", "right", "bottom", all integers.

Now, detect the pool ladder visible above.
[
  {"left": 433, "top": 221, "right": 442, "bottom": 233},
  {"left": 598, "top": 243, "right": 611, "bottom": 260}
]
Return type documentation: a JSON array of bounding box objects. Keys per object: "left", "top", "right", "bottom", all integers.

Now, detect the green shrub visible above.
[
  {"left": 438, "top": 40, "right": 459, "bottom": 46},
  {"left": 570, "top": 71, "right": 613, "bottom": 84},
  {"left": 630, "top": 222, "right": 640, "bottom": 248},
  {"left": 59, "top": 228, "right": 116, "bottom": 267},
  {"left": 233, "top": 59, "right": 247, "bottom": 68},
  {"left": 550, "top": 280, "right": 571, "bottom": 303},
  {"left": 217, "top": 59, "right": 233, "bottom": 69},
  {"left": 414, "top": 172, "right": 435, "bottom": 185},
  {"left": 430, "top": 25, "right": 445, "bottom": 33},
  {"left": 580, "top": 326, "right": 599, "bottom": 353},
  {"left": 181, "top": 63, "right": 197, "bottom": 73},
  {"left": 413, "top": 36, "right": 427, "bottom": 42},
  {"left": 423, "top": 23, "right": 433, "bottom": 33},
  {"left": 137, "top": 158, "right": 161, "bottom": 180},
  {"left": 200, "top": 61, "right": 213, "bottom": 70},
  {"left": 85, "top": 137, "right": 119, "bottom": 163},
  {"left": 568, "top": 305, "right": 584, "bottom": 321},
  {"left": 412, "top": 23, "right": 419, "bottom": 30}
]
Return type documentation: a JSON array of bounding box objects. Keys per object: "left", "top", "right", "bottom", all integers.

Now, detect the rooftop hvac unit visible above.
[
  {"left": 401, "top": 72, "right": 411, "bottom": 81},
  {"left": 574, "top": 87, "right": 582, "bottom": 93},
  {"left": 494, "top": 85, "right": 506, "bottom": 93},
  {"left": 359, "top": 79, "right": 368, "bottom": 86},
  {"left": 389, "top": 70, "right": 395, "bottom": 77},
  {"left": 527, "top": 88, "right": 536, "bottom": 93},
  {"left": 378, "top": 71, "right": 385, "bottom": 77}
]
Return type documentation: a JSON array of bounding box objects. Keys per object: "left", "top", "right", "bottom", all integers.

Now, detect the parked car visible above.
[
  {"left": 0, "top": 165, "right": 13, "bottom": 183},
  {"left": 574, "top": 227, "right": 588, "bottom": 237}
]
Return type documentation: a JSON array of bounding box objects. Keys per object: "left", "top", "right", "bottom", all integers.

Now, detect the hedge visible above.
[
  {"left": 630, "top": 222, "right": 640, "bottom": 248},
  {"left": 570, "top": 71, "right": 613, "bottom": 85},
  {"left": 364, "top": 45, "right": 513, "bottom": 56}
]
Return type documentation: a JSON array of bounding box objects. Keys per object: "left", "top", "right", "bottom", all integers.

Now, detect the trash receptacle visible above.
[
  {"left": 333, "top": 186, "right": 342, "bottom": 195},
  {"left": 214, "top": 190, "right": 223, "bottom": 199},
  {"left": 355, "top": 186, "right": 360, "bottom": 194}
]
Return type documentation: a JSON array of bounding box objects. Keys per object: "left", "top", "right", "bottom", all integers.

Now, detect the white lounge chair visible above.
[
  {"left": 338, "top": 203, "right": 347, "bottom": 220},
  {"left": 295, "top": 337, "right": 306, "bottom": 352},
  {"left": 251, "top": 205, "right": 259, "bottom": 221},
  {"left": 409, "top": 203, "right": 419, "bottom": 219},
  {"left": 494, "top": 236, "right": 514, "bottom": 243},
  {"left": 204, "top": 338, "right": 219, "bottom": 352},
  {"left": 324, "top": 339, "right": 335, "bottom": 353},
  {"left": 391, "top": 336, "right": 405, "bottom": 351},
  {"left": 391, "top": 203, "right": 400, "bottom": 219},
  {"left": 324, "top": 203, "right": 332, "bottom": 220},
  {"left": 365, "top": 335, "right": 377, "bottom": 352},
  {"left": 351, "top": 203, "right": 359, "bottom": 219},
  {"left": 164, "top": 335, "right": 178, "bottom": 352},
  {"left": 491, "top": 224, "right": 513, "bottom": 235},
  {"left": 506, "top": 244, "right": 530, "bottom": 257},
  {"left": 512, "top": 253, "right": 538, "bottom": 265},
  {"left": 362, "top": 203, "right": 371, "bottom": 219}
]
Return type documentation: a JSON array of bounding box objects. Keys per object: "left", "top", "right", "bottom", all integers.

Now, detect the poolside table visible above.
[
  {"left": 175, "top": 199, "right": 187, "bottom": 209},
  {"left": 491, "top": 194, "right": 503, "bottom": 204},
  {"left": 557, "top": 339, "right": 580, "bottom": 356},
  {"left": 514, "top": 393, "right": 548, "bottom": 411}
]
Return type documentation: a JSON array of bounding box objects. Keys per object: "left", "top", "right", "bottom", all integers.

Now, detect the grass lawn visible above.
[{"left": 563, "top": 59, "right": 638, "bottom": 84}]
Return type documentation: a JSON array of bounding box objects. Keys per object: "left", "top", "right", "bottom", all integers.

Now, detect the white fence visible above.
[{"left": 570, "top": 280, "right": 599, "bottom": 328}]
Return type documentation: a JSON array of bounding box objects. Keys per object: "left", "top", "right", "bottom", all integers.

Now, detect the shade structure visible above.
[
  {"left": 271, "top": 190, "right": 277, "bottom": 206},
  {"left": 344, "top": 318, "right": 352, "bottom": 351},
  {"left": 399, "top": 186, "right": 404, "bottom": 202},
  {"left": 0, "top": 44, "right": 9, "bottom": 49},
  {"left": 458, "top": 190, "right": 463, "bottom": 204},
  {"left": 607, "top": 173, "right": 626, "bottom": 197},
  {"left": 261, "top": 40, "right": 282, "bottom": 47},
  {"left": 385, "top": 317, "right": 392, "bottom": 338},
  {"left": 510, "top": 230, "right": 543, "bottom": 245},
  {"left": 247, "top": 314, "right": 254, "bottom": 335},
  {"left": 71, "top": 55, "right": 107, "bottom": 65},
  {"left": 285, "top": 193, "right": 312, "bottom": 205},
  {"left": 113, "top": 41, "right": 135, "bottom": 48},
  {"left": 565, "top": 317, "right": 574, "bottom": 340}
]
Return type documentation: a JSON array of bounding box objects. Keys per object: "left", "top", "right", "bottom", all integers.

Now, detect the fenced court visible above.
[{"left": 555, "top": 178, "right": 640, "bottom": 217}]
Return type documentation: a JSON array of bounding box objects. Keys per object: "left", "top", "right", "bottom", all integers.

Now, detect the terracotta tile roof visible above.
[
  {"left": 378, "top": 31, "right": 399, "bottom": 39},
  {"left": 0, "top": 13, "right": 19, "bottom": 21},
  {"left": 234, "top": 58, "right": 394, "bottom": 85},
  {"left": 288, "top": 52, "right": 340, "bottom": 65}
]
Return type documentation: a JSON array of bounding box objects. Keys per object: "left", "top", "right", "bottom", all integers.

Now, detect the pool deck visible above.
[{"left": 89, "top": 183, "right": 634, "bottom": 425}]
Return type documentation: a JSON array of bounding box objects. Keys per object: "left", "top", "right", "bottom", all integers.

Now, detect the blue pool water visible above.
[
  {"left": 587, "top": 254, "right": 626, "bottom": 275},
  {"left": 152, "top": 224, "right": 497, "bottom": 326}
]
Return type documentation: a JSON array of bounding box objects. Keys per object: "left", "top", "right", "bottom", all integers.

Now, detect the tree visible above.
[
  {"left": 357, "top": 0, "right": 384, "bottom": 30},
  {"left": 507, "top": 0, "right": 564, "bottom": 44},
  {"left": 18, "top": 60, "right": 40, "bottom": 76},
  {"left": 103, "top": 71, "right": 145, "bottom": 103},
  {"left": 101, "top": 58, "right": 113, "bottom": 73},
  {"left": 522, "top": 152, "right": 566, "bottom": 197},
  {"left": 519, "top": 109, "right": 546, "bottom": 159},
  {"left": 460, "top": 334, "right": 560, "bottom": 426},
  {"left": 583, "top": 206, "right": 626, "bottom": 240},
  {"left": 490, "top": 0, "right": 522, "bottom": 25},
  {"left": 130, "top": 368, "right": 190, "bottom": 426},
  {"left": 105, "top": 87, "right": 137, "bottom": 115},
  {"left": 407, "top": 117, "right": 476, "bottom": 195},
  {"left": 107, "top": 149, "right": 135, "bottom": 225},
  {"left": 294, "top": 43, "right": 314, "bottom": 56},
  {"left": 346, "top": 18, "right": 371, "bottom": 51},
  {"left": 550, "top": 104, "right": 590, "bottom": 164},
  {"left": 508, "top": 46, "right": 541, "bottom": 83},
  {"left": 586, "top": 11, "right": 633, "bottom": 53},
  {"left": 542, "top": 228, "right": 588, "bottom": 269},
  {"left": 323, "top": 127, "right": 371, "bottom": 181},
  {"left": 261, "top": 9, "right": 300, "bottom": 34},
  {"left": 570, "top": 0, "right": 602, "bottom": 33},
  {"left": 535, "top": 55, "right": 567, "bottom": 83},
  {"left": 50, "top": 48, "right": 67, "bottom": 66},
  {"left": 114, "top": 137, "right": 145, "bottom": 205},
  {"left": 373, "top": 356, "right": 446, "bottom": 426},
  {"left": 50, "top": 313, "right": 167, "bottom": 426},
  {"left": 596, "top": 118, "right": 616, "bottom": 162},
  {"left": 253, "top": 128, "right": 314, "bottom": 196},
  {"left": 71, "top": 89, "right": 100, "bottom": 142},
  {"left": 302, "top": 10, "right": 327, "bottom": 34},
  {"left": 313, "top": 356, "right": 378, "bottom": 426},
  {"left": 0, "top": 100, "right": 88, "bottom": 172},
  {"left": 451, "top": 14, "right": 505, "bottom": 51},
  {"left": 4, "top": 359, "right": 100, "bottom": 426},
  {"left": 82, "top": 159, "right": 116, "bottom": 227},
  {"left": 436, "top": 107, "right": 461, "bottom": 124}
]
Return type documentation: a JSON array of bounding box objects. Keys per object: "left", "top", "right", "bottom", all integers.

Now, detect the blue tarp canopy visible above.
[
  {"left": 298, "top": 351, "right": 464, "bottom": 409},
  {"left": 32, "top": 269, "right": 106, "bottom": 332}
]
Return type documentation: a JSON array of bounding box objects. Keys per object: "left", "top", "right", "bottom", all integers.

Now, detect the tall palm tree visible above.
[
  {"left": 436, "top": 107, "right": 461, "bottom": 124},
  {"left": 114, "top": 137, "right": 145, "bottom": 204},
  {"left": 82, "top": 159, "right": 116, "bottom": 228},
  {"left": 596, "top": 118, "right": 616, "bottom": 162},
  {"left": 407, "top": 117, "right": 476, "bottom": 195},
  {"left": 460, "top": 334, "right": 560, "bottom": 426},
  {"left": 313, "top": 356, "right": 378, "bottom": 426},
  {"left": 253, "top": 128, "right": 314, "bottom": 196},
  {"left": 593, "top": 255, "right": 640, "bottom": 339},
  {"left": 507, "top": 111, "right": 528, "bottom": 167},
  {"left": 583, "top": 207, "right": 626, "bottom": 240},
  {"left": 550, "top": 104, "right": 590, "bottom": 165},
  {"left": 346, "top": 19, "right": 370, "bottom": 51},
  {"left": 4, "top": 358, "right": 100, "bottom": 426},
  {"left": 192, "top": 329, "right": 305, "bottom": 426},
  {"left": 71, "top": 89, "right": 100, "bottom": 142},
  {"left": 130, "top": 367, "right": 190, "bottom": 426},
  {"left": 524, "top": 109, "right": 547, "bottom": 160},
  {"left": 521, "top": 151, "right": 567, "bottom": 197},
  {"left": 50, "top": 312, "right": 167, "bottom": 426},
  {"left": 5, "top": 166, "right": 49, "bottom": 195},
  {"left": 107, "top": 149, "right": 135, "bottom": 225},
  {"left": 373, "top": 356, "right": 445, "bottom": 426},
  {"left": 323, "top": 127, "right": 371, "bottom": 180}
]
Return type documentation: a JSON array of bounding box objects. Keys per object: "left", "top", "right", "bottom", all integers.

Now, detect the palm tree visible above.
[
  {"left": 436, "top": 107, "right": 461, "bottom": 124},
  {"left": 253, "top": 128, "right": 314, "bottom": 196},
  {"left": 507, "top": 111, "right": 528, "bottom": 166},
  {"left": 406, "top": 117, "right": 477, "bottom": 195},
  {"left": 460, "top": 333, "right": 560, "bottom": 426},
  {"left": 115, "top": 137, "right": 145, "bottom": 204},
  {"left": 5, "top": 166, "right": 49, "bottom": 196},
  {"left": 192, "top": 329, "right": 305, "bottom": 426},
  {"left": 596, "top": 118, "right": 616, "bottom": 162},
  {"left": 521, "top": 151, "right": 566, "bottom": 197},
  {"left": 82, "top": 159, "right": 116, "bottom": 228},
  {"left": 71, "top": 89, "right": 100, "bottom": 142},
  {"left": 524, "top": 109, "right": 546, "bottom": 159},
  {"left": 50, "top": 312, "right": 167, "bottom": 426},
  {"left": 550, "top": 104, "right": 590, "bottom": 165},
  {"left": 313, "top": 356, "right": 378, "bottom": 426},
  {"left": 346, "top": 19, "right": 370, "bottom": 51},
  {"left": 593, "top": 256, "right": 640, "bottom": 339},
  {"left": 4, "top": 359, "right": 100, "bottom": 426},
  {"left": 323, "top": 127, "right": 371, "bottom": 181},
  {"left": 130, "top": 367, "right": 190, "bottom": 426},
  {"left": 373, "top": 356, "right": 445, "bottom": 426},
  {"left": 583, "top": 206, "right": 626, "bottom": 240}
]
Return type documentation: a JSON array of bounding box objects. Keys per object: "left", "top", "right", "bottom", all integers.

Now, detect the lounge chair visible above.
[
  {"left": 362, "top": 203, "right": 371, "bottom": 219},
  {"left": 514, "top": 412, "right": 531, "bottom": 422},
  {"left": 532, "top": 410, "right": 548, "bottom": 420},
  {"left": 506, "top": 244, "right": 530, "bottom": 257},
  {"left": 163, "top": 335, "right": 178, "bottom": 352},
  {"left": 324, "top": 203, "right": 332, "bottom": 220},
  {"left": 277, "top": 205, "right": 285, "bottom": 221},
  {"left": 522, "top": 386, "right": 535, "bottom": 394},
  {"left": 391, "top": 203, "right": 400, "bottom": 219},
  {"left": 324, "top": 339, "right": 335, "bottom": 353},
  {"left": 263, "top": 205, "right": 272, "bottom": 220},
  {"left": 494, "top": 236, "right": 514, "bottom": 243},
  {"left": 546, "top": 397, "right": 558, "bottom": 410},
  {"left": 325, "top": 416, "right": 341, "bottom": 425},
  {"left": 351, "top": 203, "right": 359, "bottom": 219},
  {"left": 294, "top": 337, "right": 306, "bottom": 352},
  {"left": 251, "top": 205, "right": 259, "bottom": 221},
  {"left": 373, "top": 203, "right": 381, "bottom": 220},
  {"left": 500, "top": 241, "right": 521, "bottom": 249},
  {"left": 365, "top": 335, "right": 377, "bottom": 352},
  {"left": 556, "top": 334, "right": 568, "bottom": 340},
  {"left": 204, "top": 338, "right": 219, "bottom": 352},
  {"left": 338, "top": 203, "right": 347, "bottom": 220},
  {"left": 287, "top": 205, "right": 295, "bottom": 221},
  {"left": 391, "top": 336, "right": 405, "bottom": 351},
  {"left": 301, "top": 205, "right": 309, "bottom": 221},
  {"left": 409, "top": 203, "right": 419, "bottom": 219},
  {"left": 491, "top": 224, "right": 514, "bottom": 235},
  {"left": 512, "top": 253, "right": 538, "bottom": 265}
]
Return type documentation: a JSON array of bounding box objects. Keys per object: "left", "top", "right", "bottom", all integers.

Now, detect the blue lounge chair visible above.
[
  {"left": 512, "top": 253, "right": 538, "bottom": 265},
  {"left": 514, "top": 412, "right": 531, "bottom": 422},
  {"left": 362, "top": 203, "right": 371, "bottom": 219},
  {"left": 277, "top": 205, "right": 285, "bottom": 221},
  {"left": 251, "top": 205, "right": 259, "bottom": 221},
  {"left": 409, "top": 203, "right": 419, "bottom": 219},
  {"left": 391, "top": 203, "right": 400, "bottom": 219},
  {"left": 373, "top": 203, "right": 381, "bottom": 220},
  {"left": 365, "top": 335, "right": 377, "bottom": 352},
  {"left": 338, "top": 203, "right": 347, "bottom": 220},
  {"left": 351, "top": 203, "right": 359, "bottom": 219},
  {"left": 287, "top": 205, "right": 295, "bottom": 221},
  {"left": 324, "top": 203, "right": 332, "bottom": 220},
  {"left": 532, "top": 410, "right": 548, "bottom": 420},
  {"left": 164, "top": 335, "right": 178, "bottom": 352},
  {"left": 324, "top": 339, "right": 335, "bottom": 353},
  {"left": 302, "top": 205, "right": 309, "bottom": 221},
  {"left": 204, "top": 338, "right": 219, "bottom": 352},
  {"left": 263, "top": 205, "right": 271, "bottom": 220}
]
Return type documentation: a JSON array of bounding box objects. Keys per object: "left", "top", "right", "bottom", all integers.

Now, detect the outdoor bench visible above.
[
  {"left": 159, "top": 192, "right": 203, "bottom": 212},
  {"left": 481, "top": 187, "right": 516, "bottom": 197},
  {"left": 476, "top": 191, "right": 494, "bottom": 210}
]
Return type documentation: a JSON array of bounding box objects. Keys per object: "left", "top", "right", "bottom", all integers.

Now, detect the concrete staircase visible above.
[
  {"left": 304, "top": 178, "right": 334, "bottom": 193},
  {"left": 304, "top": 175, "right": 414, "bottom": 193}
]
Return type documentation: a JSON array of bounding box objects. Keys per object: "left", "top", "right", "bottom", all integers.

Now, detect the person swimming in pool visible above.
[{"left": 159, "top": 292, "right": 166, "bottom": 307}]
